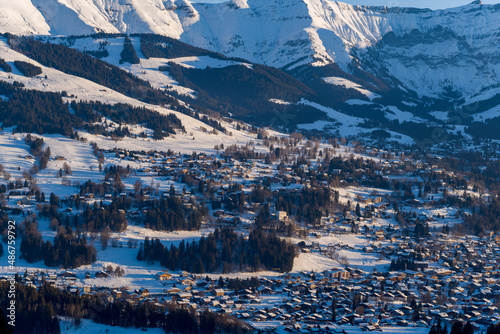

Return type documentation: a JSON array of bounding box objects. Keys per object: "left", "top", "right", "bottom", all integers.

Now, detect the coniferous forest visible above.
[
  {"left": 120, "top": 36, "right": 140, "bottom": 64},
  {"left": 13, "top": 60, "right": 42, "bottom": 77},
  {"left": 0, "top": 57, "right": 12, "bottom": 72},
  {"left": 138, "top": 227, "right": 296, "bottom": 273},
  {"left": 9, "top": 37, "right": 157, "bottom": 101},
  {"left": 19, "top": 216, "right": 97, "bottom": 268}
]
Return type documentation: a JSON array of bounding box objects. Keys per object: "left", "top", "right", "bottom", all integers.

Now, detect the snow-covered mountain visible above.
[
  {"left": 1, "top": 0, "right": 500, "bottom": 120},
  {"left": 1, "top": 0, "right": 499, "bottom": 105}
]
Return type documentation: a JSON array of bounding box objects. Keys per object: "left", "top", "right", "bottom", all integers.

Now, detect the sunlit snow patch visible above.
[{"left": 323, "top": 77, "right": 380, "bottom": 101}]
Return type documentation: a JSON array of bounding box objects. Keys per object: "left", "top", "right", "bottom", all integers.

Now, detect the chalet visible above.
[
  {"left": 214, "top": 289, "right": 224, "bottom": 297},
  {"left": 275, "top": 211, "right": 289, "bottom": 222},
  {"left": 139, "top": 288, "right": 149, "bottom": 297},
  {"left": 181, "top": 278, "right": 194, "bottom": 286},
  {"left": 95, "top": 271, "right": 108, "bottom": 278},
  {"left": 167, "top": 287, "right": 182, "bottom": 294},
  {"left": 157, "top": 272, "right": 172, "bottom": 281}
]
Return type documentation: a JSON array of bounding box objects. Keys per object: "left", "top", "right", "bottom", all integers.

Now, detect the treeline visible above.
[
  {"left": 0, "top": 282, "right": 60, "bottom": 334},
  {"left": 25, "top": 134, "right": 51, "bottom": 169},
  {"left": 0, "top": 212, "right": 12, "bottom": 239},
  {"left": 288, "top": 62, "right": 381, "bottom": 107},
  {"left": 0, "top": 80, "right": 81, "bottom": 136},
  {"left": 13, "top": 60, "right": 42, "bottom": 77},
  {"left": 9, "top": 36, "right": 227, "bottom": 134},
  {"left": 79, "top": 198, "right": 129, "bottom": 232},
  {"left": 449, "top": 321, "right": 475, "bottom": 334},
  {"left": 61, "top": 184, "right": 204, "bottom": 233},
  {"left": 428, "top": 320, "right": 475, "bottom": 334},
  {"left": 120, "top": 36, "right": 140, "bottom": 64},
  {"left": 77, "top": 188, "right": 205, "bottom": 232},
  {"left": 71, "top": 100, "right": 184, "bottom": 139},
  {"left": 138, "top": 227, "right": 296, "bottom": 273},
  {"left": 20, "top": 218, "right": 96, "bottom": 268},
  {"left": 164, "top": 308, "right": 253, "bottom": 334},
  {"left": 142, "top": 32, "right": 324, "bottom": 128},
  {"left": 389, "top": 258, "right": 416, "bottom": 271},
  {"left": 0, "top": 58, "right": 12, "bottom": 72},
  {"left": 0, "top": 79, "right": 183, "bottom": 139},
  {"left": 0, "top": 281, "right": 163, "bottom": 334},
  {"left": 139, "top": 34, "right": 227, "bottom": 60},
  {"left": 225, "top": 277, "right": 261, "bottom": 292},
  {"left": 467, "top": 116, "right": 500, "bottom": 140}
]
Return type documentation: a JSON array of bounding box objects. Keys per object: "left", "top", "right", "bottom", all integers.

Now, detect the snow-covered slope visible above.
[
  {"left": 0, "top": 0, "right": 499, "bottom": 109},
  {"left": 0, "top": 0, "right": 496, "bottom": 66},
  {"left": 0, "top": 37, "right": 260, "bottom": 154}
]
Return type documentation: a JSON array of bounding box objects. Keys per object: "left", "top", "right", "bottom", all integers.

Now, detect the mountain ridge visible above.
[
  {"left": 1, "top": 0, "right": 500, "bottom": 142},
  {"left": 1, "top": 0, "right": 498, "bottom": 102}
]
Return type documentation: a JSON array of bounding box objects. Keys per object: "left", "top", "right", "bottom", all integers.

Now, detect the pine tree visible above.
[
  {"left": 331, "top": 298, "right": 337, "bottom": 322},
  {"left": 356, "top": 203, "right": 361, "bottom": 216},
  {"left": 463, "top": 322, "right": 474, "bottom": 334},
  {"left": 450, "top": 322, "right": 463, "bottom": 334}
]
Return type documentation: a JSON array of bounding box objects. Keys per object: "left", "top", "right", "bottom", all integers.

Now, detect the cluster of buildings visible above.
[{"left": 7, "top": 228, "right": 500, "bottom": 332}]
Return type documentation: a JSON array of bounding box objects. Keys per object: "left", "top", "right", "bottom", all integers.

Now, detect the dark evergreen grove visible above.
[
  {"left": 165, "top": 62, "right": 325, "bottom": 127},
  {"left": 0, "top": 81, "right": 80, "bottom": 136},
  {"left": 139, "top": 33, "right": 238, "bottom": 61},
  {"left": 13, "top": 60, "right": 42, "bottom": 77},
  {"left": 138, "top": 227, "right": 296, "bottom": 273},
  {"left": 71, "top": 100, "right": 185, "bottom": 139},
  {"left": 0, "top": 57, "right": 12, "bottom": 72},
  {"left": 139, "top": 33, "right": 326, "bottom": 128},
  {"left": 20, "top": 218, "right": 96, "bottom": 269},
  {"left": 120, "top": 36, "right": 140, "bottom": 64},
  {"left": 140, "top": 196, "right": 208, "bottom": 231},
  {"left": 33, "top": 182, "right": 206, "bottom": 237}
]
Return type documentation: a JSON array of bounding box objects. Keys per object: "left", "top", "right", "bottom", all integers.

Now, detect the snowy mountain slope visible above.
[
  {"left": 30, "top": 0, "right": 186, "bottom": 36},
  {"left": 1, "top": 0, "right": 496, "bottom": 69},
  {"left": 1, "top": 0, "right": 499, "bottom": 109},
  {"left": 0, "top": 0, "right": 50, "bottom": 35},
  {"left": 29, "top": 34, "right": 321, "bottom": 127},
  {"left": 0, "top": 37, "right": 260, "bottom": 154}
]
